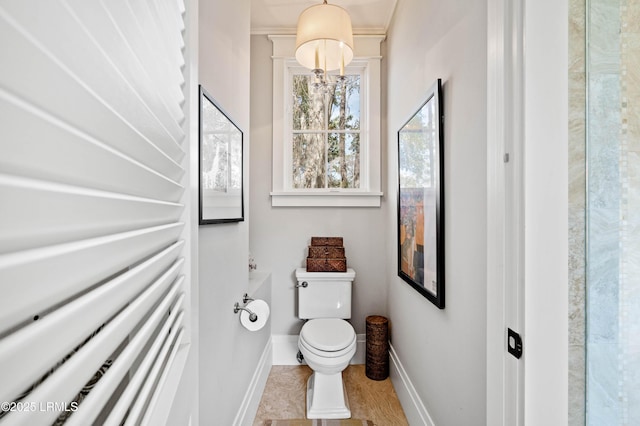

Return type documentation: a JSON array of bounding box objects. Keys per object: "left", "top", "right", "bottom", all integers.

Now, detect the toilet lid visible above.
[{"left": 300, "top": 319, "right": 355, "bottom": 352}]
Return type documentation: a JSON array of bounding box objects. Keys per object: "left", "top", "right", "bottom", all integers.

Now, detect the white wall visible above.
[
  {"left": 249, "top": 35, "right": 388, "bottom": 337},
  {"left": 385, "top": 0, "right": 488, "bottom": 424},
  {"left": 523, "top": 0, "right": 568, "bottom": 423},
  {"left": 198, "top": 1, "right": 271, "bottom": 425}
]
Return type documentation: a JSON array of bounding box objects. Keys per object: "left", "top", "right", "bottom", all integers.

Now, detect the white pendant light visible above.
[{"left": 295, "top": 0, "right": 354, "bottom": 74}]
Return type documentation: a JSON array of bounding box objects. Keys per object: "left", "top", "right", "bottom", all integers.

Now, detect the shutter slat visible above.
[
  {"left": 104, "top": 321, "right": 185, "bottom": 425},
  {"left": 0, "top": 276, "right": 184, "bottom": 426},
  {"left": 100, "top": 0, "right": 185, "bottom": 120},
  {"left": 123, "top": 324, "right": 184, "bottom": 426},
  {"left": 63, "top": 294, "right": 185, "bottom": 426},
  {"left": 0, "top": 0, "right": 187, "bottom": 422},
  {"left": 165, "top": 0, "right": 186, "bottom": 44},
  {"left": 0, "top": 92, "right": 184, "bottom": 202},
  {"left": 140, "top": 327, "right": 186, "bottom": 426},
  {"left": 0, "top": 252, "right": 183, "bottom": 404},
  {"left": 0, "top": 225, "right": 183, "bottom": 336},
  {"left": 0, "top": 174, "right": 183, "bottom": 254},
  {"left": 139, "top": 328, "right": 185, "bottom": 426},
  {"left": 63, "top": 0, "right": 185, "bottom": 139},
  {"left": 0, "top": 10, "right": 184, "bottom": 182},
  {"left": 148, "top": 0, "right": 184, "bottom": 71},
  {"left": 0, "top": 1, "right": 185, "bottom": 161},
  {"left": 127, "top": 0, "right": 185, "bottom": 106}
]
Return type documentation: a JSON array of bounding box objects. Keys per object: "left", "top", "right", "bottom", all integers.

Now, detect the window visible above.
[
  {"left": 290, "top": 70, "right": 362, "bottom": 189},
  {"left": 270, "top": 35, "right": 384, "bottom": 207}
]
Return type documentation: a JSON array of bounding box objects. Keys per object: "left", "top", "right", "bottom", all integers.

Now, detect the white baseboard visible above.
[
  {"left": 272, "top": 334, "right": 366, "bottom": 366},
  {"left": 352, "top": 334, "right": 365, "bottom": 364},
  {"left": 272, "top": 335, "right": 299, "bottom": 365},
  {"left": 389, "top": 343, "right": 435, "bottom": 426},
  {"left": 232, "top": 337, "right": 273, "bottom": 426}
]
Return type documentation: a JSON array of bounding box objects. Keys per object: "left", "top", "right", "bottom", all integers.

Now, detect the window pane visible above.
[
  {"left": 292, "top": 133, "right": 326, "bottom": 188},
  {"left": 202, "top": 134, "right": 228, "bottom": 192},
  {"left": 229, "top": 131, "right": 242, "bottom": 190},
  {"left": 329, "top": 75, "right": 360, "bottom": 130},
  {"left": 328, "top": 132, "right": 360, "bottom": 188},
  {"left": 292, "top": 75, "right": 325, "bottom": 131}
]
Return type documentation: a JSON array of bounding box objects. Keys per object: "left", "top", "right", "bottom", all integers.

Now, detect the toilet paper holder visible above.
[{"left": 234, "top": 294, "right": 258, "bottom": 322}]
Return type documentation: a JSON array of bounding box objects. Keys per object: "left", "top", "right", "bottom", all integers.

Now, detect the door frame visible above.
[{"left": 486, "top": 0, "right": 525, "bottom": 424}]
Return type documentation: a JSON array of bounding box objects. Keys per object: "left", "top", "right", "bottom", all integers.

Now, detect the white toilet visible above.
[{"left": 296, "top": 267, "right": 357, "bottom": 419}]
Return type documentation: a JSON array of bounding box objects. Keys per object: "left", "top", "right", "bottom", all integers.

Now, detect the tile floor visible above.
[{"left": 253, "top": 365, "right": 408, "bottom": 426}]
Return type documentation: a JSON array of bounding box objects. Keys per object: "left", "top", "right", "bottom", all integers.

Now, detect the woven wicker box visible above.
[
  {"left": 306, "top": 236, "right": 347, "bottom": 272},
  {"left": 306, "top": 257, "right": 347, "bottom": 272},
  {"left": 308, "top": 246, "right": 346, "bottom": 258},
  {"left": 310, "top": 236, "right": 344, "bottom": 247}
]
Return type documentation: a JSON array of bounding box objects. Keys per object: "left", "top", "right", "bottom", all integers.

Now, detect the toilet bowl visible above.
[{"left": 298, "top": 318, "right": 357, "bottom": 419}]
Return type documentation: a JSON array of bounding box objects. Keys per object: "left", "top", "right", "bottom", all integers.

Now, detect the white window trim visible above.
[{"left": 269, "top": 35, "right": 385, "bottom": 207}]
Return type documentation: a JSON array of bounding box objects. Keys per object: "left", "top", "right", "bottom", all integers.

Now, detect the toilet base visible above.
[{"left": 306, "top": 371, "right": 351, "bottom": 419}]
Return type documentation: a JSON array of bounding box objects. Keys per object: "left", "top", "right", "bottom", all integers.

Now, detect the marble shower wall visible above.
[
  {"left": 568, "top": 0, "right": 586, "bottom": 424},
  {"left": 619, "top": 1, "right": 640, "bottom": 422},
  {"left": 575, "top": 0, "right": 640, "bottom": 424},
  {"left": 586, "top": 0, "right": 621, "bottom": 423}
]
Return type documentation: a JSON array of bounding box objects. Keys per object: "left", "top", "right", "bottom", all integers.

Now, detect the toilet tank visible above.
[{"left": 296, "top": 268, "right": 356, "bottom": 319}]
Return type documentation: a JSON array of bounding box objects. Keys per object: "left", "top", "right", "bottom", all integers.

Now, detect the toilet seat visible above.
[
  {"left": 299, "top": 333, "right": 356, "bottom": 359},
  {"left": 300, "top": 319, "right": 356, "bottom": 358}
]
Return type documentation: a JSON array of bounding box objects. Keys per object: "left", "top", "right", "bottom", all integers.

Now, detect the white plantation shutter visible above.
[{"left": 0, "top": 0, "right": 189, "bottom": 424}]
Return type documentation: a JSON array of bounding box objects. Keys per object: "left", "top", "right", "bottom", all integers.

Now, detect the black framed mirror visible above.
[{"left": 199, "top": 85, "right": 244, "bottom": 225}]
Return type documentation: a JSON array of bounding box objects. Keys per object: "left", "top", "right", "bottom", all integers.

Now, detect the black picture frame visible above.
[
  {"left": 397, "top": 79, "right": 445, "bottom": 308},
  {"left": 199, "top": 85, "right": 244, "bottom": 225}
]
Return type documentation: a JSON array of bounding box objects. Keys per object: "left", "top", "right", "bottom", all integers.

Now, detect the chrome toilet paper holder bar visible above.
[{"left": 234, "top": 294, "right": 258, "bottom": 322}]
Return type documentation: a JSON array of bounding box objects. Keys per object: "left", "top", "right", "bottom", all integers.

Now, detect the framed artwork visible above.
[
  {"left": 397, "top": 79, "right": 445, "bottom": 308},
  {"left": 199, "top": 85, "right": 244, "bottom": 224}
]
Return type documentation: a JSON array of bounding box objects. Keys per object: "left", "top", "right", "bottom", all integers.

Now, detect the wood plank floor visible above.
[{"left": 253, "top": 365, "right": 408, "bottom": 426}]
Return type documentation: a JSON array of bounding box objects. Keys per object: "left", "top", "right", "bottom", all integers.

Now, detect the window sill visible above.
[{"left": 270, "top": 191, "right": 383, "bottom": 207}]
